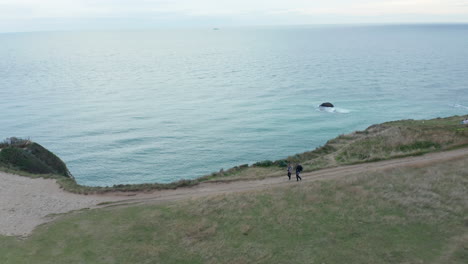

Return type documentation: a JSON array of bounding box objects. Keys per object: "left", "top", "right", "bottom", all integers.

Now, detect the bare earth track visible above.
[{"left": 1, "top": 148, "right": 467, "bottom": 237}]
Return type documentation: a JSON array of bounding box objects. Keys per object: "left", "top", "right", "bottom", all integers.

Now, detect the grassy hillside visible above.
[
  {"left": 0, "top": 138, "right": 72, "bottom": 178},
  {"left": 1, "top": 115, "right": 467, "bottom": 194},
  {"left": 205, "top": 114, "right": 468, "bottom": 181},
  {"left": 1, "top": 154, "right": 466, "bottom": 263}
]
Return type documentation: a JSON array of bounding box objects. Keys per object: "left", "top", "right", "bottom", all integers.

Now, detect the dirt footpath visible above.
[{"left": 1, "top": 148, "right": 467, "bottom": 237}]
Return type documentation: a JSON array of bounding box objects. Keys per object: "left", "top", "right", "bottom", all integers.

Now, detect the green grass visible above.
[{"left": 1, "top": 155, "right": 467, "bottom": 263}]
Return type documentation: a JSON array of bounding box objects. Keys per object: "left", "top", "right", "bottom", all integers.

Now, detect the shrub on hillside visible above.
[
  {"left": 398, "top": 141, "right": 441, "bottom": 152},
  {"left": 0, "top": 147, "right": 54, "bottom": 174},
  {"left": 27, "top": 143, "right": 72, "bottom": 177},
  {"left": 0, "top": 137, "right": 31, "bottom": 148},
  {"left": 253, "top": 160, "right": 273, "bottom": 167},
  {"left": 273, "top": 159, "right": 289, "bottom": 167},
  {"left": 0, "top": 139, "right": 72, "bottom": 178}
]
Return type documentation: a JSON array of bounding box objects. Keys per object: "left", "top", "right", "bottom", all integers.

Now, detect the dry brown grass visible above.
[{"left": 354, "top": 156, "right": 468, "bottom": 223}]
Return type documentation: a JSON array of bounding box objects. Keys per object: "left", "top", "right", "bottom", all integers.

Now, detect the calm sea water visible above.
[{"left": 1, "top": 24, "right": 467, "bottom": 186}]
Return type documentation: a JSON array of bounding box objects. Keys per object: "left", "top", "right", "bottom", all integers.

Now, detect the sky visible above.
[{"left": 1, "top": 0, "right": 468, "bottom": 32}]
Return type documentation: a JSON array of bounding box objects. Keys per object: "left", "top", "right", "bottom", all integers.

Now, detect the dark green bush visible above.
[
  {"left": 27, "top": 143, "right": 71, "bottom": 177},
  {"left": 253, "top": 160, "right": 274, "bottom": 167},
  {"left": 398, "top": 141, "right": 441, "bottom": 152},
  {"left": 0, "top": 142, "right": 72, "bottom": 177},
  {"left": 0, "top": 147, "right": 54, "bottom": 174},
  {"left": 274, "top": 159, "right": 289, "bottom": 167}
]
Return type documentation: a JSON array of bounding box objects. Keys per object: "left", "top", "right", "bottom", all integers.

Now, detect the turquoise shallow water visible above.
[{"left": 1, "top": 24, "right": 467, "bottom": 186}]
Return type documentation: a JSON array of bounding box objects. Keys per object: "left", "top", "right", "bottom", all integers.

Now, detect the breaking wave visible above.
[
  {"left": 453, "top": 104, "right": 468, "bottom": 110},
  {"left": 316, "top": 105, "right": 351, "bottom": 114}
]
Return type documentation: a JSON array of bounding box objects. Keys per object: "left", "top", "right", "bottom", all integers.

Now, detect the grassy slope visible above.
[
  {"left": 1, "top": 155, "right": 467, "bottom": 263},
  {"left": 205, "top": 114, "right": 468, "bottom": 181}
]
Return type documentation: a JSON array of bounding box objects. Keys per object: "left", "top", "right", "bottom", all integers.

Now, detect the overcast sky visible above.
[{"left": 1, "top": 0, "right": 467, "bottom": 32}]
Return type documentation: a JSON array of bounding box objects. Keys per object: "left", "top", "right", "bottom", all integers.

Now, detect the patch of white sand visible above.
[{"left": 0, "top": 172, "right": 113, "bottom": 237}]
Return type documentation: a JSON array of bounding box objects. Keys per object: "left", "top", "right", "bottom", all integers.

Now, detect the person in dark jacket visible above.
[{"left": 295, "top": 164, "right": 303, "bottom": 181}]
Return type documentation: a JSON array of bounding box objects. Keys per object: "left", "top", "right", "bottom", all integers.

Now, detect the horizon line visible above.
[{"left": 1, "top": 21, "right": 468, "bottom": 34}]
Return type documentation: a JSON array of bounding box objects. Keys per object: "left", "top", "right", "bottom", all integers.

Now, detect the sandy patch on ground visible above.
[{"left": 0, "top": 173, "right": 116, "bottom": 236}]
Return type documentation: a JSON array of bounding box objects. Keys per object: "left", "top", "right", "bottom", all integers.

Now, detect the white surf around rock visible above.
[{"left": 317, "top": 105, "right": 351, "bottom": 114}]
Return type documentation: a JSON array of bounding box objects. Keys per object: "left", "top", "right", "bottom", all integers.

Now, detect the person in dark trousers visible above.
[
  {"left": 287, "top": 163, "right": 293, "bottom": 180},
  {"left": 296, "top": 164, "right": 303, "bottom": 181}
]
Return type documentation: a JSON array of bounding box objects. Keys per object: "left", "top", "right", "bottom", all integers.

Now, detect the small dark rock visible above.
[{"left": 320, "top": 102, "right": 334, "bottom": 107}]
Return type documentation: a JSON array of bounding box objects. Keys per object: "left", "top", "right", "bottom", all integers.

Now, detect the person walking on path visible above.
[
  {"left": 287, "top": 163, "right": 293, "bottom": 180},
  {"left": 296, "top": 164, "right": 303, "bottom": 181}
]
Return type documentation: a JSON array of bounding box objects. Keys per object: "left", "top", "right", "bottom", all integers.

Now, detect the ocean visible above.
[{"left": 1, "top": 24, "right": 467, "bottom": 186}]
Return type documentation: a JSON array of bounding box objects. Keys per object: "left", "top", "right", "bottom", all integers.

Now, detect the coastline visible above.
[
  {"left": 1, "top": 114, "right": 467, "bottom": 236},
  {"left": 1, "top": 115, "right": 467, "bottom": 194}
]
